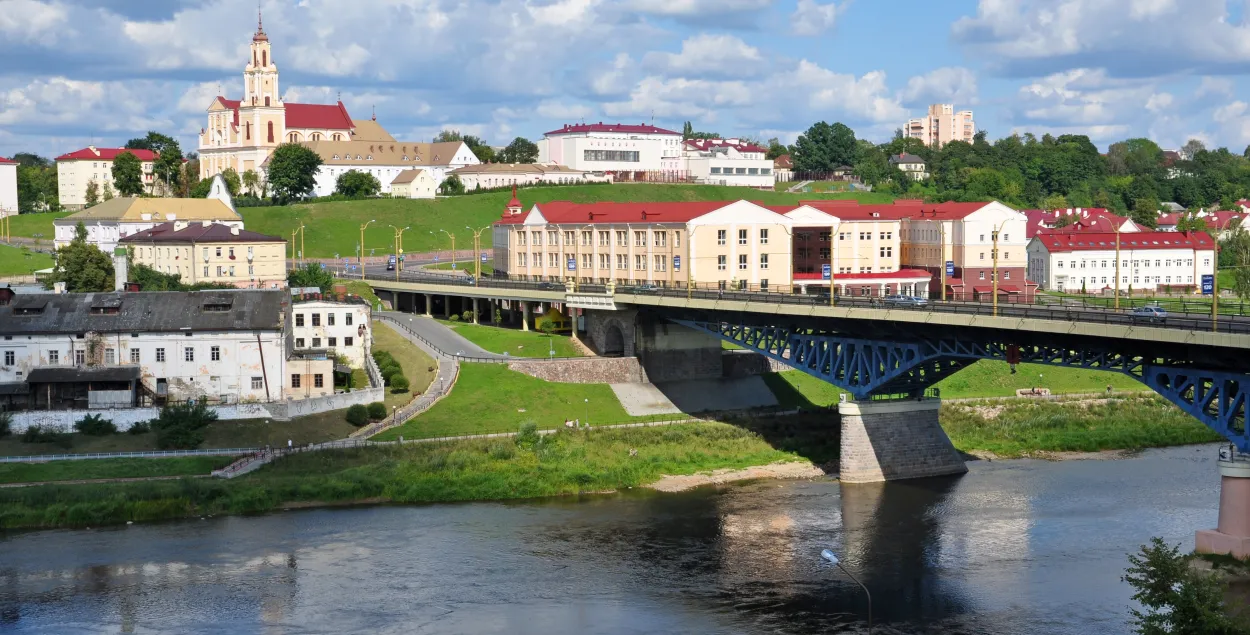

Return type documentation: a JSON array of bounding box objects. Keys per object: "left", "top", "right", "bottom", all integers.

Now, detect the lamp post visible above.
[
  {"left": 1212, "top": 216, "right": 1237, "bottom": 332},
  {"left": 1114, "top": 221, "right": 1122, "bottom": 310},
  {"left": 829, "top": 222, "right": 841, "bottom": 306},
  {"left": 359, "top": 219, "right": 375, "bottom": 280},
  {"left": 390, "top": 225, "right": 410, "bottom": 281},
  {"left": 435, "top": 229, "right": 456, "bottom": 270},
  {"left": 991, "top": 219, "right": 1009, "bottom": 316},
  {"left": 820, "top": 549, "right": 872, "bottom": 634},
  {"left": 466, "top": 225, "right": 491, "bottom": 282},
  {"left": 937, "top": 214, "right": 948, "bottom": 302}
]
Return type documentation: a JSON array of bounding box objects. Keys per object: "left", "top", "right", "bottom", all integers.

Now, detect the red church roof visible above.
[
  {"left": 683, "top": 138, "right": 767, "bottom": 153},
  {"left": 212, "top": 97, "right": 353, "bottom": 131},
  {"left": 56, "top": 147, "right": 159, "bottom": 161},
  {"left": 544, "top": 122, "right": 680, "bottom": 136},
  {"left": 496, "top": 200, "right": 773, "bottom": 225}
]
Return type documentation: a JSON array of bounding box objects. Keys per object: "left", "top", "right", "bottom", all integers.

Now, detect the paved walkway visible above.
[
  {"left": 377, "top": 312, "right": 509, "bottom": 360},
  {"left": 786, "top": 179, "right": 814, "bottom": 193},
  {"left": 0, "top": 474, "right": 210, "bottom": 488}
]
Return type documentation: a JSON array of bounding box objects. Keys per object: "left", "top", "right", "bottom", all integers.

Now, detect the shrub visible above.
[
  {"left": 487, "top": 441, "right": 516, "bottom": 460},
  {"left": 381, "top": 365, "right": 402, "bottom": 384},
  {"left": 461, "top": 310, "right": 474, "bottom": 322},
  {"left": 515, "top": 421, "right": 539, "bottom": 448},
  {"left": 345, "top": 404, "right": 369, "bottom": 426},
  {"left": 367, "top": 402, "right": 388, "bottom": 420},
  {"left": 128, "top": 421, "right": 151, "bottom": 435},
  {"left": 389, "top": 375, "right": 410, "bottom": 393},
  {"left": 74, "top": 414, "right": 117, "bottom": 436},
  {"left": 0, "top": 411, "right": 10, "bottom": 438},
  {"left": 373, "top": 350, "right": 395, "bottom": 367},
  {"left": 150, "top": 400, "right": 218, "bottom": 450},
  {"left": 448, "top": 314, "right": 460, "bottom": 322},
  {"left": 21, "top": 425, "right": 73, "bottom": 448}
]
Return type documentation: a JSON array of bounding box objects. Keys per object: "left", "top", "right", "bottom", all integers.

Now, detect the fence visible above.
[{"left": 375, "top": 313, "right": 585, "bottom": 363}]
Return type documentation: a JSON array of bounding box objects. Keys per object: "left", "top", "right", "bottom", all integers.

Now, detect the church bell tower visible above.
[{"left": 243, "top": 10, "right": 281, "bottom": 109}]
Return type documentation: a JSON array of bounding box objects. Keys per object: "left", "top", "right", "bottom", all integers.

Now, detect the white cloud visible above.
[
  {"left": 790, "top": 0, "right": 847, "bottom": 37},
  {"left": 1196, "top": 76, "right": 1234, "bottom": 98},
  {"left": 0, "top": 0, "right": 69, "bottom": 43},
  {"left": 176, "top": 81, "right": 229, "bottom": 115},
  {"left": 535, "top": 100, "right": 596, "bottom": 120},
  {"left": 589, "top": 54, "right": 638, "bottom": 97},
  {"left": 624, "top": 0, "right": 772, "bottom": 17},
  {"left": 1145, "top": 92, "right": 1174, "bottom": 113},
  {"left": 899, "top": 67, "right": 978, "bottom": 106},
  {"left": 643, "top": 34, "right": 767, "bottom": 78}
]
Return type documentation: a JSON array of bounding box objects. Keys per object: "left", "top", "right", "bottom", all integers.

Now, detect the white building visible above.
[
  {"left": 0, "top": 289, "right": 288, "bottom": 405},
  {"left": 448, "top": 163, "right": 610, "bottom": 190},
  {"left": 537, "top": 123, "right": 684, "bottom": 179},
  {"left": 1027, "top": 229, "right": 1216, "bottom": 293},
  {"left": 389, "top": 169, "right": 437, "bottom": 199},
  {"left": 55, "top": 146, "right": 161, "bottom": 210},
  {"left": 681, "top": 139, "right": 773, "bottom": 188},
  {"left": 0, "top": 156, "right": 16, "bottom": 216},
  {"left": 295, "top": 139, "right": 480, "bottom": 197},
  {"left": 53, "top": 175, "right": 239, "bottom": 252},
  {"left": 290, "top": 299, "right": 372, "bottom": 369}
]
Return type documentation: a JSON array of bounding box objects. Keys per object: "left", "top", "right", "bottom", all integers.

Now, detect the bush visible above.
[
  {"left": 74, "top": 414, "right": 117, "bottom": 436},
  {"left": 487, "top": 441, "right": 516, "bottom": 460},
  {"left": 21, "top": 425, "right": 73, "bottom": 448},
  {"left": 461, "top": 310, "right": 474, "bottom": 322},
  {"left": 381, "top": 364, "right": 402, "bottom": 384},
  {"left": 389, "top": 375, "right": 410, "bottom": 393},
  {"left": 128, "top": 421, "right": 151, "bottom": 435},
  {"left": 367, "top": 402, "right": 388, "bottom": 420},
  {"left": 345, "top": 404, "right": 369, "bottom": 426},
  {"left": 515, "top": 421, "right": 539, "bottom": 448},
  {"left": 373, "top": 350, "right": 395, "bottom": 367},
  {"left": 150, "top": 400, "right": 218, "bottom": 450},
  {"left": 0, "top": 411, "right": 10, "bottom": 438},
  {"left": 448, "top": 314, "right": 460, "bottom": 322}
]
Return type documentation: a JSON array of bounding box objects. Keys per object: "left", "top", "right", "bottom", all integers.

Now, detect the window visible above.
[
  {"left": 634, "top": 231, "right": 646, "bottom": 247},
  {"left": 674, "top": 232, "right": 681, "bottom": 248},
  {"left": 328, "top": 314, "right": 335, "bottom": 326},
  {"left": 549, "top": 253, "right": 558, "bottom": 268},
  {"left": 979, "top": 252, "right": 985, "bottom": 260},
  {"left": 978, "top": 271, "right": 986, "bottom": 280},
  {"left": 759, "top": 229, "right": 769, "bottom": 244},
  {"left": 251, "top": 376, "right": 263, "bottom": 390},
  {"left": 617, "top": 254, "right": 627, "bottom": 270},
  {"left": 1058, "top": 261, "right": 1064, "bottom": 269},
  {"left": 296, "top": 314, "right": 305, "bottom": 327},
  {"left": 2, "top": 351, "right": 12, "bottom": 365},
  {"left": 711, "top": 167, "right": 721, "bottom": 174},
  {"left": 517, "top": 232, "right": 527, "bottom": 246},
  {"left": 581, "top": 231, "right": 592, "bottom": 246},
  {"left": 345, "top": 313, "right": 353, "bottom": 326},
  {"left": 634, "top": 255, "right": 646, "bottom": 271},
  {"left": 329, "top": 337, "right": 337, "bottom": 347},
  {"left": 760, "top": 254, "right": 769, "bottom": 269},
  {"left": 582, "top": 149, "right": 640, "bottom": 162},
  {"left": 296, "top": 338, "right": 305, "bottom": 348},
  {"left": 184, "top": 347, "right": 194, "bottom": 362},
  {"left": 1004, "top": 271, "right": 1011, "bottom": 280},
  {"left": 314, "top": 374, "right": 324, "bottom": 388},
  {"left": 101, "top": 348, "right": 114, "bottom": 364},
  {"left": 737, "top": 229, "right": 747, "bottom": 245},
  {"left": 655, "top": 231, "right": 666, "bottom": 247},
  {"left": 547, "top": 231, "right": 558, "bottom": 246},
  {"left": 203, "top": 266, "right": 209, "bottom": 277},
  {"left": 312, "top": 314, "right": 321, "bottom": 327},
  {"left": 979, "top": 234, "right": 985, "bottom": 241},
  {"left": 215, "top": 247, "right": 222, "bottom": 257},
  {"left": 48, "top": 350, "right": 59, "bottom": 364},
  {"left": 1004, "top": 252, "right": 1009, "bottom": 260},
  {"left": 345, "top": 336, "right": 354, "bottom": 346},
  {"left": 654, "top": 254, "right": 666, "bottom": 272},
  {"left": 1003, "top": 234, "right": 1009, "bottom": 242},
  {"left": 532, "top": 231, "right": 542, "bottom": 245},
  {"left": 518, "top": 253, "right": 527, "bottom": 267},
  {"left": 738, "top": 254, "right": 747, "bottom": 270},
  {"left": 581, "top": 253, "right": 592, "bottom": 270},
  {"left": 248, "top": 265, "right": 254, "bottom": 275},
  {"left": 616, "top": 231, "right": 627, "bottom": 247},
  {"left": 155, "top": 348, "right": 165, "bottom": 362},
  {"left": 267, "top": 121, "right": 274, "bottom": 143},
  {"left": 291, "top": 374, "right": 301, "bottom": 388},
  {"left": 879, "top": 247, "right": 893, "bottom": 257},
  {"left": 759, "top": 279, "right": 768, "bottom": 290},
  {"left": 718, "top": 255, "right": 727, "bottom": 271},
  {"left": 210, "top": 346, "right": 220, "bottom": 361},
  {"left": 564, "top": 231, "right": 575, "bottom": 245},
  {"left": 599, "top": 253, "right": 610, "bottom": 269},
  {"left": 312, "top": 338, "right": 322, "bottom": 348},
  {"left": 717, "top": 230, "right": 727, "bottom": 245},
  {"left": 598, "top": 231, "right": 610, "bottom": 246}
]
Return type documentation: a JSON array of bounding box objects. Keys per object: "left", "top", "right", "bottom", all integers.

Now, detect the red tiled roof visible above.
[
  {"left": 544, "top": 122, "right": 680, "bottom": 136},
  {"left": 56, "top": 147, "right": 159, "bottom": 161},
  {"left": 1035, "top": 230, "right": 1213, "bottom": 252},
  {"left": 794, "top": 269, "right": 932, "bottom": 281},
  {"left": 537, "top": 200, "right": 739, "bottom": 224},
  {"left": 286, "top": 101, "right": 353, "bottom": 130},
  {"left": 0, "top": 157, "right": 15, "bottom": 164},
  {"left": 119, "top": 222, "right": 281, "bottom": 244},
  {"left": 683, "top": 138, "right": 767, "bottom": 153},
  {"left": 774, "top": 154, "right": 793, "bottom": 169}
]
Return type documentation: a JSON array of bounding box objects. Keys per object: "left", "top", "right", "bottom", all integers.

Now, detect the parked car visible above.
[
  {"left": 632, "top": 284, "right": 659, "bottom": 294},
  {"left": 883, "top": 294, "right": 928, "bottom": 307},
  {"left": 1130, "top": 305, "right": 1168, "bottom": 323}
]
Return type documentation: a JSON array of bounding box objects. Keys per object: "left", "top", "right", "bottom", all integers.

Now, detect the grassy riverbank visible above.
[
  {"left": 0, "top": 456, "right": 233, "bottom": 484},
  {"left": 0, "top": 422, "right": 797, "bottom": 529}
]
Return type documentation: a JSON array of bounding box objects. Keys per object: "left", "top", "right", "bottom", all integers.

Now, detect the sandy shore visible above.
[
  {"left": 964, "top": 448, "right": 1138, "bottom": 462},
  {"left": 646, "top": 461, "right": 826, "bottom": 492}
]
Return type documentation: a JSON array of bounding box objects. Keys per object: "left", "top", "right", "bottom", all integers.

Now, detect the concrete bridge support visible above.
[
  {"left": 1196, "top": 456, "right": 1250, "bottom": 559},
  {"left": 837, "top": 398, "right": 967, "bottom": 483},
  {"left": 634, "top": 320, "right": 723, "bottom": 382}
]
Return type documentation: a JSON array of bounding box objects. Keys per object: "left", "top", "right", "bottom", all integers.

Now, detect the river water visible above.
[{"left": 0, "top": 444, "right": 1224, "bottom": 634}]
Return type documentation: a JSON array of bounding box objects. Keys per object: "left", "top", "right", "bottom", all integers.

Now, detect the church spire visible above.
[{"left": 253, "top": 4, "right": 268, "bottom": 42}]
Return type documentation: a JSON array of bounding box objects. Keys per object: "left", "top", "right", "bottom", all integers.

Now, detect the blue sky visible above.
[{"left": 3, "top": 0, "right": 1250, "bottom": 159}]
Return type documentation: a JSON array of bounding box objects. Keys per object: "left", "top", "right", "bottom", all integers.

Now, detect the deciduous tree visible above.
[
  {"left": 241, "top": 169, "right": 259, "bottom": 196},
  {"left": 792, "top": 121, "right": 857, "bottom": 173},
  {"left": 1121, "top": 537, "right": 1247, "bottom": 635},
  {"left": 152, "top": 138, "right": 183, "bottom": 193},
  {"left": 500, "top": 137, "right": 539, "bottom": 164},
  {"left": 287, "top": 263, "right": 335, "bottom": 293},
  {"left": 84, "top": 179, "right": 100, "bottom": 207},
  {"left": 438, "top": 174, "right": 465, "bottom": 195},
  {"left": 335, "top": 169, "right": 381, "bottom": 197},
  {"left": 47, "top": 222, "right": 114, "bottom": 292},
  {"left": 111, "top": 151, "right": 144, "bottom": 196},
  {"left": 219, "top": 168, "right": 241, "bottom": 197},
  {"left": 266, "top": 143, "right": 323, "bottom": 202}
]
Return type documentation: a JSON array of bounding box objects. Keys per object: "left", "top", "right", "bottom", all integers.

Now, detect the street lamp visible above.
[
  {"left": 820, "top": 549, "right": 872, "bottom": 634},
  {"left": 829, "top": 222, "right": 841, "bottom": 306},
  {"left": 359, "top": 219, "right": 375, "bottom": 280},
  {"left": 991, "top": 219, "right": 1010, "bottom": 316},
  {"left": 390, "top": 225, "right": 410, "bottom": 281},
  {"left": 1212, "top": 215, "right": 1239, "bottom": 332},
  {"left": 466, "top": 224, "right": 491, "bottom": 281},
  {"left": 435, "top": 229, "right": 456, "bottom": 270}
]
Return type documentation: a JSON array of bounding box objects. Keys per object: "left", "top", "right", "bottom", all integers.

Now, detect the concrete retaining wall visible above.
[
  {"left": 635, "top": 321, "right": 722, "bottom": 383},
  {"left": 722, "top": 350, "right": 790, "bottom": 377},
  {"left": 838, "top": 399, "right": 967, "bottom": 483},
  {"left": 507, "top": 357, "right": 646, "bottom": 384}
]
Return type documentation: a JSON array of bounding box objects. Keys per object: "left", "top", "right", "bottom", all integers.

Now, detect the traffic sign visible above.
[
  {"left": 434, "top": 255, "right": 440, "bottom": 262},
  {"left": 945, "top": 260, "right": 955, "bottom": 276},
  {"left": 1202, "top": 274, "right": 1214, "bottom": 295},
  {"left": 673, "top": 255, "right": 681, "bottom": 269},
  {"left": 567, "top": 257, "right": 576, "bottom": 271},
  {"left": 452, "top": 263, "right": 457, "bottom": 270},
  {"left": 481, "top": 253, "right": 488, "bottom": 262},
  {"left": 821, "top": 264, "right": 831, "bottom": 280}
]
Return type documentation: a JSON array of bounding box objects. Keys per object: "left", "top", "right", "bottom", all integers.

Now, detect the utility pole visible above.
[
  {"left": 466, "top": 224, "right": 490, "bottom": 281},
  {"left": 359, "top": 219, "right": 375, "bottom": 280},
  {"left": 1114, "top": 224, "right": 1121, "bottom": 310}
]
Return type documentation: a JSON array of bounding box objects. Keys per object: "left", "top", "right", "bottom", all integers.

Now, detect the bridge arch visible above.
[{"left": 603, "top": 324, "right": 625, "bottom": 357}]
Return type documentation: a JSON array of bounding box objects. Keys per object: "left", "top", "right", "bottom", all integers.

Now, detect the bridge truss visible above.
[{"left": 673, "top": 319, "right": 1250, "bottom": 452}]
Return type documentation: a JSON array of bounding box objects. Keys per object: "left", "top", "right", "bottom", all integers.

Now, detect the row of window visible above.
[
  {"left": 716, "top": 254, "right": 771, "bottom": 270},
  {"left": 583, "top": 150, "right": 640, "bottom": 162},
  {"left": 717, "top": 229, "right": 770, "bottom": 245},
  {"left": 518, "top": 230, "right": 683, "bottom": 248},
  {"left": 294, "top": 336, "right": 354, "bottom": 348},
  {"left": 516, "top": 253, "right": 683, "bottom": 272},
  {"left": 290, "top": 374, "right": 325, "bottom": 389},
  {"left": 1067, "top": 276, "right": 1193, "bottom": 285},
  {"left": 795, "top": 231, "right": 894, "bottom": 242},
  {"left": 204, "top": 265, "right": 255, "bottom": 277},
  {"left": 1055, "top": 258, "right": 1203, "bottom": 269},
  {"left": 294, "top": 312, "right": 355, "bottom": 328},
  {"left": 709, "top": 167, "right": 772, "bottom": 175},
  {"left": 4, "top": 345, "right": 225, "bottom": 367}
]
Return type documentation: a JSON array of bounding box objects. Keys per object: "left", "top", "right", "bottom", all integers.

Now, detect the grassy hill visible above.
[
  {"left": 241, "top": 184, "right": 895, "bottom": 258},
  {"left": 7, "top": 212, "right": 71, "bottom": 241},
  {"left": 0, "top": 243, "right": 53, "bottom": 276}
]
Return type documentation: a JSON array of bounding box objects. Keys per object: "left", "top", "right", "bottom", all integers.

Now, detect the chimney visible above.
[
  {"left": 201, "top": 220, "right": 210, "bottom": 227},
  {"left": 231, "top": 226, "right": 240, "bottom": 236},
  {"left": 175, "top": 220, "right": 188, "bottom": 231},
  {"left": 54, "top": 281, "right": 66, "bottom": 294},
  {"left": 112, "top": 248, "right": 128, "bottom": 292}
]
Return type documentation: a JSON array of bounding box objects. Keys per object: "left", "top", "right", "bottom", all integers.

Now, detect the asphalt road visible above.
[{"left": 376, "top": 311, "right": 507, "bottom": 360}]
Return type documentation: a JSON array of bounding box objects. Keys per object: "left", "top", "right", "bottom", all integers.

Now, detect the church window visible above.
[
  {"left": 311, "top": 133, "right": 321, "bottom": 141},
  {"left": 267, "top": 121, "right": 274, "bottom": 143},
  {"left": 366, "top": 155, "right": 373, "bottom": 160},
  {"left": 333, "top": 155, "right": 339, "bottom": 160},
  {"left": 263, "top": 50, "right": 267, "bottom": 66},
  {"left": 245, "top": 122, "right": 251, "bottom": 140},
  {"left": 265, "top": 96, "right": 270, "bottom": 107},
  {"left": 403, "top": 156, "right": 408, "bottom": 161},
  {"left": 253, "top": 51, "right": 257, "bottom": 66}
]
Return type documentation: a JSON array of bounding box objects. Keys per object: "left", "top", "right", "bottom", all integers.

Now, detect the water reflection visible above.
[{"left": 0, "top": 445, "right": 1225, "bottom": 635}]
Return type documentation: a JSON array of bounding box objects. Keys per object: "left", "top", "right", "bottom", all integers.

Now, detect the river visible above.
[{"left": 0, "top": 444, "right": 1224, "bottom": 634}]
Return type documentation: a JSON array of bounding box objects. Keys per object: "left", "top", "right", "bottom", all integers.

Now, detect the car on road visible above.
[
  {"left": 536, "top": 281, "right": 560, "bottom": 290},
  {"left": 386, "top": 255, "right": 396, "bottom": 271},
  {"left": 1129, "top": 305, "right": 1168, "bottom": 323},
  {"left": 630, "top": 284, "right": 659, "bottom": 294},
  {"left": 883, "top": 295, "right": 929, "bottom": 307}
]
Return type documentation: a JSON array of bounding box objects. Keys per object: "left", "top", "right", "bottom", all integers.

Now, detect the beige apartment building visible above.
[
  {"left": 493, "top": 199, "right": 794, "bottom": 291},
  {"left": 906, "top": 104, "right": 975, "bottom": 148},
  {"left": 56, "top": 146, "right": 159, "bottom": 209},
  {"left": 119, "top": 222, "right": 287, "bottom": 289}
]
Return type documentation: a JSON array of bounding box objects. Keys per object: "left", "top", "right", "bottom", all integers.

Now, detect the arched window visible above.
[
  {"left": 311, "top": 133, "right": 322, "bottom": 141},
  {"left": 245, "top": 122, "right": 251, "bottom": 140},
  {"left": 333, "top": 133, "right": 342, "bottom": 141},
  {"left": 267, "top": 121, "right": 274, "bottom": 143},
  {"left": 253, "top": 51, "right": 258, "bottom": 66},
  {"left": 263, "top": 50, "right": 267, "bottom": 66},
  {"left": 289, "top": 132, "right": 300, "bottom": 142}
]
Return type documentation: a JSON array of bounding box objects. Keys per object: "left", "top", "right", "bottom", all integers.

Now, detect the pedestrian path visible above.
[
  {"left": 376, "top": 312, "right": 508, "bottom": 360},
  {"left": 786, "top": 179, "right": 814, "bottom": 193}
]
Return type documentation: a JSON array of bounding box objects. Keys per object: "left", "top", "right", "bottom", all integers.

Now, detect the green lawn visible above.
[
  {"left": 6, "top": 212, "right": 71, "bottom": 242},
  {"left": 240, "top": 184, "right": 895, "bottom": 258},
  {"left": 374, "top": 363, "right": 645, "bottom": 440},
  {"left": 343, "top": 280, "right": 382, "bottom": 309},
  {"left": 0, "top": 242, "right": 53, "bottom": 275},
  {"left": 761, "top": 360, "right": 1146, "bottom": 407},
  {"left": 371, "top": 320, "right": 439, "bottom": 409},
  {"left": 442, "top": 321, "right": 583, "bottom": 358},
  {"left": 0, "top": 456, "right": 234, "bottom": 484}
]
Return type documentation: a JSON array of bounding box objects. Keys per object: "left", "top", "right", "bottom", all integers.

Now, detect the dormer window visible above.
[{"left": 366, "top": 155, "right": 373, "bottom": 160}]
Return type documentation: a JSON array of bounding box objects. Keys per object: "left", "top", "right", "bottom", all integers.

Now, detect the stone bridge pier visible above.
[
  {"left": 837, "top": 398, "right": 968, "bottom": 483},
  {"left": 582, "top": 309, "right": 727, "bottom": 382},
  {"left": 1196, "top": 451, "right": 1250, "bottom": 559}
]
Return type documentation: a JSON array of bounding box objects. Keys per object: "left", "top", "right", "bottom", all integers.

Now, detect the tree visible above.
[
  {"left": 125, "top": 131, "right": 177, "bottom": 154},
  {"left": 434, "top": 130, "right": 463, "bottom": 142},
  {"left": 500, "top": 137, "right": 539, "bottom": 164},
  {"left": 287, "top": 263, "right": 335, "bottom": 293},
  {"left": 84, "top": 179, "right": 100, "bottom": 207},
  {"left": 1053, "top": 214, "right": 1077, "bottom": 228},
  {"left": 1224, "top": 225, "right": 1250, "bottom": 300},
  {"left": 241, "top": 169, "right": 260, "bottom": 196},
  {"left": 15, "top": 157, "right": 60, "bottom": 213},
  {"left": 150, "top": 400, "right": 218, "bottom": 450},
  {"left": 1041, "top": 193, "right": 1070, "bottom": 212},
  {"left": 1176, "top": 213, "right": 1210, "bottom": 236},
  {"left": 219, "top": 167, "right": 241, "bottom": 197},
  {"left": 1181, "top": 138, "right": 1206, "bottom": 160},
  {"left": 152, "top": 138, "right": 184, "bottom": 193},
  {"left": 792, "top": 121, "right": 857, "bottom": 173},
  {"left": 345, "top": 404, "right": 369, "bottom": 426},
  {"left": 266, "top": 143, "right": 323, "bottom": 202},
  {"left": 335, "top": 169, "right": 381, "bottom": 197},
  {"left": 111, "top": 151, "right": 144, "bottom": 196},
  {"left": 439, "top": 174, "right": 465, "bottom": 195},
  {"left": 46, "top": 222, "right": 114, "bottom": 292},
  {"left": 765, "top": 137, "right": 789, "bottom": 160},
  {"left": 463, "top": 135, "right": 496, "bottom": 163},
  {"left": 1121, "top": 537, "right": 1247, "bottom": 635},
  {"left": 102, "top": 181, "right": 114, "bottom": 201},
  {"left": 681, "top": 121, "right": 720, "bottom": 140}
]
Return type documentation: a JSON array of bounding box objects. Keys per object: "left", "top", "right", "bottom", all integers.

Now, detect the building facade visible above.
[
  {"left": 390, "top": 169, "right": 437, "bottom": 199},
  {"left": 905, "top": 104, "right": 975, "bottom": 148},
  {"left": 297, "top": 140, "right": 480, "bottom": 196},
  {"left": 682, "top": 139, "right": 773, "bottom": 188},
  {"left": 1023, "top": 208, "right": 1138, "bottom": 239},
  {"left": 783, "top": 204, "right": 932, "bottom": 297},
  {"left": 53, "top": 176, "right": 240, "bottom": 252},
  {"left": 537, "top": 123, "right": 684, "bottom": 180},
  {"left": 290, "top": 299, "right": 372, "bottom": 369},
  {"left": 0, "top": 157, "right": 15, "bottom": 216},
  {"left": 773, "top": 154, "right": 793, "bottom": 182},
  {"left": 0, "top": 290, "right": 288, "bottom": 405},
  {"left": 889, "top": 153, "right": 929, "bottom": 181},
  {"left": 493, "top": 199, "right": 794, "bottom": 291},
  {"left": 1027, "top": 230, "right": 1216, "bottom": 293},
  {"left": 448, "top": 163, "right": 610, "bottom": 190},
  {"left": 120, "top": 222, "right": 287, "bottom": 289},
  {"left": 55, "top": 147, "right": 159, "bottom": 209},
  {"left": 896, "top": 201, "right": 1034, "bottom": 300}
]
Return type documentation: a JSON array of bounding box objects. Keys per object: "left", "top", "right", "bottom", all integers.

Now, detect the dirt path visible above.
[
  {"left": 646, "top": 461, "right": 825, "bottom": 492},
  {"left": 0, "top": 474, "right": 210, "bottom": 488}
]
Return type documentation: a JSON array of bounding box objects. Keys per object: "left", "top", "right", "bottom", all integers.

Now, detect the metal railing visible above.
[
  {"left": 375, "top": 313, "right": 585, "bottom": 363},
  {"left": 0, "top": 447, "right": 258, "bottom": 464}
]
